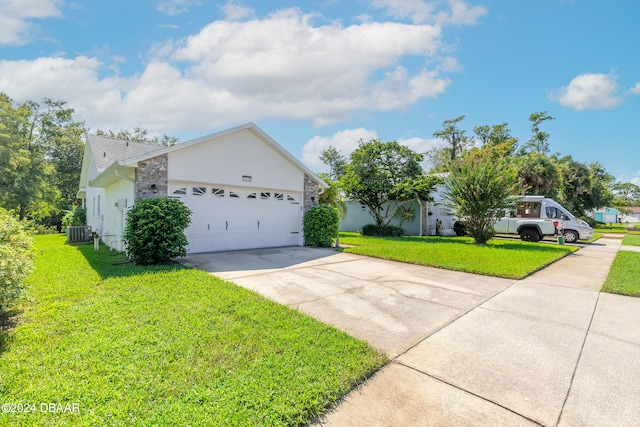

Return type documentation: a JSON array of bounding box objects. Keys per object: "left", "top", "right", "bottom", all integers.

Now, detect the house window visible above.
[
  {"left": 212, "top": 188, "right": 225, "bottom": 197},
  {"left": 260, "top": 192, "right": 270, "bottom": 200},
  {"left": 92, "top": 197, "right": 96, "bottom": 217},
  {"left": 97, "top": 195, "right": 101, "bottom": 216},
  {"left": 172, "top": 187, "right": 187, "bottom": 195},
  {"left": 192, "top": 187, "right": 206, "bottom": 196}
]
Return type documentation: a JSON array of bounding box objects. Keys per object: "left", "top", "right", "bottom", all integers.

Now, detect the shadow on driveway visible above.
[{"left": 179, "top": 245, "right": 341, "bottom": 274}]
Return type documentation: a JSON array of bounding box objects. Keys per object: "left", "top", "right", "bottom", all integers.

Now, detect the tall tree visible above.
[
  {"left": 96, "top": 126, "right": 179, "bottom": 146},
  {"left": 473, "top": 123, "right": 518, "bottom": 158},
  {"left": 433, "top": 115, "right": 472, "bottom": 163},
  {"left": 611, "top": 182, "right": 640, "bottom": 206},
  {"left": 517, "top": 153, "right": 560, "bottom": 197},
  {"left": 0, "top": 94, "right": 56, "bottom": 220},
  {"left": 340, "top": 139, "right": 439, "bottom": 227},
  {"left": 522, "top": 111, "right": 554, "bottom": 154},
  {"left": 0, "top": 94, "right": 85, "bottom": 221},
  {"left": 319, "top": 145, "right": 347, "bottom": 180}
]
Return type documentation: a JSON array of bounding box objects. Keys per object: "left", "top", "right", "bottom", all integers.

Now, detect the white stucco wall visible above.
[
  {"left": 341, "top": 200, "right": 422, "bottom": 235},
  {"left": 101, "top": 177, "right": 135, "bottom": 251},
  {"left": 167, "top": 129, "right": 304, "bottom": 192}
]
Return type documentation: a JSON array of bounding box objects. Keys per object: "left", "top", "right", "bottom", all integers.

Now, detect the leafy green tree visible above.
[
  {"left": 443, "top": 152, "right": 521, "bottom": 244},
  {"left": 0, "top": 94, "right": 85, "bottom": 225},
  {"left": 123, "top": 198, "right": 192, "bottom": 265},
  {"left": 555, "top": 156, "right": 593, "bottom": 214},
  {"left": 0, "top": 208, "right": 33, "bottom": 307},
  {"left": 340, "top": 139, "right": 438, "bottom": 227},
  {"left": 0, "top": 94, "right": 58, "bottom": 220},
  {"left": 611, "top": 182, "right": 640, "bottom": 206},
  {"left": 432, "top": 115, "right": 472, "bottom": 163},
  {"left": 96, "top": 126, "right": 180, "bottom": 146},
  {"left": 319, "top": 146, "right": 348, "bottom": 180},
  {"left": 473, "top": 123, "right": 519, "bottom": 158},
  {"left": 517, "top": 153, "right": 560, "bottom": 197},
  {"left": 522, "top": 111, "right": 554, "bottom": 154}
]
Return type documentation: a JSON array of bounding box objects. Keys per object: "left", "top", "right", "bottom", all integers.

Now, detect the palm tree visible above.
[{"left": 318, "top": 173, "right": 346, "bottom": 247}]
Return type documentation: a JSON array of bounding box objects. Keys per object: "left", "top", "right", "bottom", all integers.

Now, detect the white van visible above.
[{"left": 516, "top": 196, "right": 593, "bottom": 243}]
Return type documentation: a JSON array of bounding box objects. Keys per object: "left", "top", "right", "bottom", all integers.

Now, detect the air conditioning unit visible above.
[{"left": 67, "top": 226, "right": 92, "bottom": 243}]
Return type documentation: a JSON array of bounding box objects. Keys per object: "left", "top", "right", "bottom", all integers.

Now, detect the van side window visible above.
[
  {"left": 546, "top": 207, "right": 559, "bottom": 219},
  {"left": 517, "top": 202, "right": 541, "bottom": 218}
]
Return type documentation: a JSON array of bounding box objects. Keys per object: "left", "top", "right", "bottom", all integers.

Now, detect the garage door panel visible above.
[{"left": 172, "top": 183, "right": 302, "bottom": 253}]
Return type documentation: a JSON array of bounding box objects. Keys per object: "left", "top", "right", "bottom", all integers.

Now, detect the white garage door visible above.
[{"left": 170, "top": 183, "right": 303, "bottom": 253}]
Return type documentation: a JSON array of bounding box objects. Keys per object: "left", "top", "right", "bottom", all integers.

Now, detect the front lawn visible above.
[
  {"left": 0, "top": 235, "right": 386, "bottom": 426},
  {"left": 622, "top": 234, "right": 640, "bottom": 246},
  {"left": 594, "top": 225, "right": 629, "bottom": 233},
  {"left": 602, "top": 251, "right": 640, "bottom": 297},
  {"left": 339, "top": 233, "right": 577, "bottom": 279}
]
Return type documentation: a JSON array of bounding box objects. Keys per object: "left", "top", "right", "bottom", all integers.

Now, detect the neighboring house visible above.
[
  {"left": 340, "top": 185, "right": 457, "bottom": 236},
  {"left": 77, "top": 122, "right": 326, "bottom": 253},
  {"left": 620, "top": 206, "right": 640, "bottom": 223},
  {"left": 590, "top": 207, "right": 620, "bottom": 224}
]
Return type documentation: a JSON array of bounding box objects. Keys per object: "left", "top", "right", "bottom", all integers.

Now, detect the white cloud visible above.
[
  {"left": 156, "top": 0, "right": 201, "bottom": 16},
  {"left": 301, "top": 128, "right": 440, "bottom": 173},
  {"left": 0, "top": 5, "right": 467, "bottom": 134},
  {"left": 370, "top": 0, "right": 486, "bottom": 25},
  {"left": 550, "top": 72, "right": 624, "bottom": 111},
  {"left": 302, "top": 128, "right": 379, "bottom": 173},
  {"left": 0, "top": 0, "right": 62, "bottom": 45},
  {"left": 221, "top": 0, "right": 255, "bottom": 21},
  {"left": 630, "top": 82, "right": 640, "bottom": 95}
]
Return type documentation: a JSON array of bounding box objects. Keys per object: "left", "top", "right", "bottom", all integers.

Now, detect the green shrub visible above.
[
  {"left": 62, "top": 204, "right": 87, "bottom": 228},
  {"left": 360, "top": 224, "right": 404, "bottom": 237},
  {"left": 0, "top": 208, "right": 34, "bottom": 307},
  {"left": 303, "top": 205, "right": 340, "bottom": 247},
  {"left": 580, "top": 215, "right": 598, "bottom": 228},
  {"left": 634, "top": 224, "right": 640, "bottom": 230},
  {"left": 443, "top": 153, "right": 521, "bottom": 244},
  {"left": 123, "top": 198, "right": 192, "bottom": 265}
]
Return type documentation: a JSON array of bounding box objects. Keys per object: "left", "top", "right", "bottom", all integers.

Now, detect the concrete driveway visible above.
[
  {"left": 180, "top": 239, "right": 640, "bottom": 426},
  {"left": 180, "top": 246, "right": 516, "bottom": 358}
]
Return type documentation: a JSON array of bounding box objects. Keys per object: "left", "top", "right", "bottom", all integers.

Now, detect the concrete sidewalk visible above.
[{"left": 314, "top": 238, "right": 640, "bottom": 426}]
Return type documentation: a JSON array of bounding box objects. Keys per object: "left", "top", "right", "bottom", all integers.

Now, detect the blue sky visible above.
[{"left": 1, "top": 0, "right": 638, "bottom": 184}]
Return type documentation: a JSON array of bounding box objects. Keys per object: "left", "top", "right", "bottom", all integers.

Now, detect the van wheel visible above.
[
  {"left": 563, "top": 230, "right": 578, "bottom": 243},
  {"left": 520, "top": 229, "right": 540, "bottom": 242}
]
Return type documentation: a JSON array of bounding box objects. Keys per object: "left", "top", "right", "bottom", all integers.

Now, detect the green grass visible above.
[
  {"left": 602, "top": 251, "right": 640, "bottom": 297},
  {"left": 594, "top": 225, "right": 629, "bottom": 233},
  {"left": 0, "top": 235, "right": 386, "bottom": 426},
  {"left": 622, "top": 234, "right": 640, "bottom": 246},
  {"left": 339, "top": 233, "right": 577, "bottom": 279}
]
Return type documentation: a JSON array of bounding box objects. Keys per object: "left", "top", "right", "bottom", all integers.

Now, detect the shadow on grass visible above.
[
  {"left": 73, "top": 242, "right": 189, "bottom": 280},
  {"left": 0, "top": 307, "right": 21, "bottom": 356},
  {"left": 347, "top": 234, "right": 575, "bottom": 254}
]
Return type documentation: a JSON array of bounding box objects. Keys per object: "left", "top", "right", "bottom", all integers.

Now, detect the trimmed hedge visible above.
[
  {"left": 123, "top": 198, "right": 192, "bottom": 265},
  {"left": 360, "top": 224, "right": 404, "bottom": 237},
  {"left": 303, "top": 205, "right": 340, "bottom": 247}
]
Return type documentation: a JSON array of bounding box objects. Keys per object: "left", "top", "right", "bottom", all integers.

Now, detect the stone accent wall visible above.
[
  {"left": 135, "top": 154, "right": 168, "bottom": 201},
  {"left": 303, "top": 174, "right": 319, "bottom": 213}
]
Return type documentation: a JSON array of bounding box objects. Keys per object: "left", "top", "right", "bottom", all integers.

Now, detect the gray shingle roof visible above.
[{"left": 87, "top": 134, "right": 163, "bottom": 172}]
